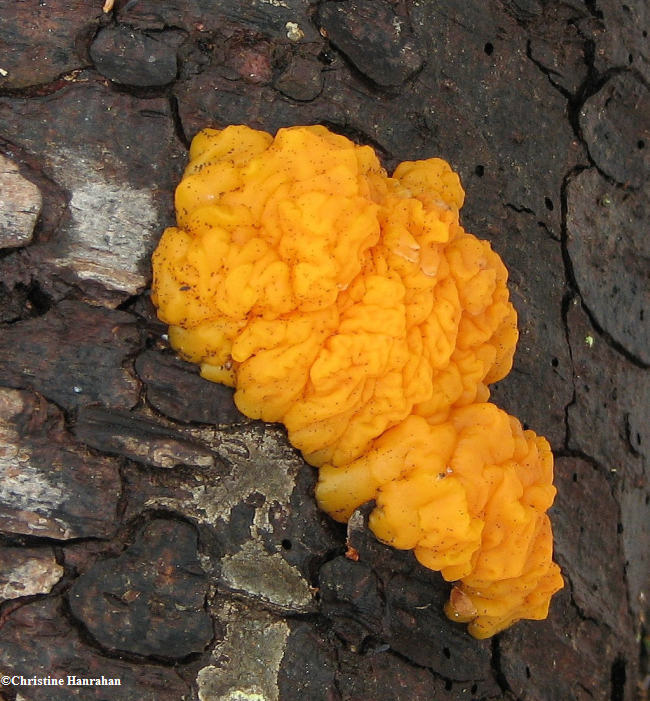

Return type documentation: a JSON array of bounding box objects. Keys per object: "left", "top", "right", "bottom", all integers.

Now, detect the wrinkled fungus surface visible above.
[{"left": 151, "top": 124, "right": 563, "bottom": 638}]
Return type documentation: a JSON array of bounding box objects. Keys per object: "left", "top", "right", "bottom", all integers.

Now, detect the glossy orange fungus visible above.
[{"left": 151, "top": 124, "right": 563, "bottom": 638}]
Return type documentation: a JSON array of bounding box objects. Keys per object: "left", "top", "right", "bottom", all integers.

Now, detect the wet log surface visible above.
[{"left": 0, "top": 1, "right": 648, "bottom": 699}]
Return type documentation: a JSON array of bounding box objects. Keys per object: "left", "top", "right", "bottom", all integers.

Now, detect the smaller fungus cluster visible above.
[{"left": 151, "top": 124, "right": 563, "bottom": 638}]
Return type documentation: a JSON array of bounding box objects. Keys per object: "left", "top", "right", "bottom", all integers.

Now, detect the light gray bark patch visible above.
[
  {"left": 197, "top": 600, "right": 289, "bottom": 701},
  {"left": 0, "top": 154, "right": 42, "bottom": 248}
]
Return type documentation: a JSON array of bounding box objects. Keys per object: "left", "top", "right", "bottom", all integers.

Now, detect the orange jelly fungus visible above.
[{"left": 151, "top": 124, "right": 563, "bottom": 638}]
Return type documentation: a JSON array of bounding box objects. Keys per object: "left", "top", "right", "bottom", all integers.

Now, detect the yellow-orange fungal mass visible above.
[
  {"left": 316, "top": 403, "right": 563, "bottom": 637},
  {"left": 151, "top": 124, "right": 563, "bottom": 638}
]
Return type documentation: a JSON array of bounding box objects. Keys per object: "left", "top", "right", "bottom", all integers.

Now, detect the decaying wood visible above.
[{"left": 0, "top": 1, "right": 647, "bottom": 699}]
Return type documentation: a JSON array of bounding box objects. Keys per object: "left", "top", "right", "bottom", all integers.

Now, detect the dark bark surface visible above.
[{"left": 0, "top": 1, "right": 648, "bottom": 700}]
